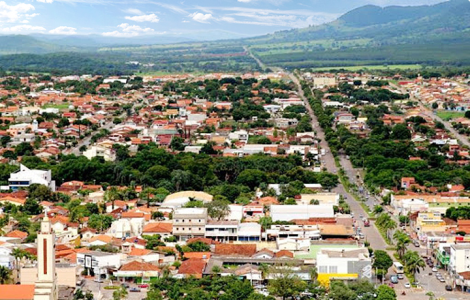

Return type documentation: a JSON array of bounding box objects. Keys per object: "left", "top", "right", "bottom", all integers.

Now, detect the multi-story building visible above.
[
  {"left": 77, "top": 251, "right": 121, "bottom": 280},
  {"left": 205, "top": 221, "right": 238, "bottom": 242},
  {"left": 449, "top": 243, "right": 470, "bottom": 291},
  {"left": 172, "top": 208, "right": 208, "bottom": 241}
]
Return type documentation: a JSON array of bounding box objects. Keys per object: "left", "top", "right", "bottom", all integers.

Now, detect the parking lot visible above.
[{"left": 81, "top": 278, "right": 148, "bottom": 300}]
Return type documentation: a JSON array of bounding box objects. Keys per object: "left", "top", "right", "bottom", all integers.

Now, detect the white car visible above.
[
  {"left": 404, "top": 283, "right": 411, "bottom": 288},
  {"left": 432, "top": 267, "right": 438, "bottom": 272}
]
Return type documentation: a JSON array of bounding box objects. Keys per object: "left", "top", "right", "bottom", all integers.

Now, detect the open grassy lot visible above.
[
  {"left": 310, "top": 64, "right": 422, "bottom": 71},
  {"left": 436, "top": 110, "right": 465, "bottom": 121},
  {"left": 41, "top": 103, "right": 70, "bottom": 109}
]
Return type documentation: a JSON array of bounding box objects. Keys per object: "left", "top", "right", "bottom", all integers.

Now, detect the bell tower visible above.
[{"left": 34, "top": 212, "right": 58, "bottom": 300}]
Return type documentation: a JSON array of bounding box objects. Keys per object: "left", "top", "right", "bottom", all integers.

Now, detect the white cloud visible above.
[
  {"left": 49, "top": 26, "right": 77, "bottom": 35},
  {"left": 238, "top": 0, "right": 252, "bottom": 2},
  {"left": 189, "top": 12, "right": 213, "bottom": 23},
  {"left": 125, "top": 13, "right": 159, "bottom": 23},
  {"left": 102, "top": 23, "right": 154, "bottom": 37},
  {"left": 0, "top": 24, "right": 46, "bottom": 33},
  {"left": 0, "top": 1, "right": 36, "bottom": 23},
  {"left": 36, "top": 0, "right": 54, "bottom": 3},
  {"left": 123, "top": 8, "right": 143, "bottom": 15}
]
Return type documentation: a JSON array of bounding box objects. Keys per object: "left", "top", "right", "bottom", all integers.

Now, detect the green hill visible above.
[{"left": 0, "top": 35, "right": 79, "bottom": 54}]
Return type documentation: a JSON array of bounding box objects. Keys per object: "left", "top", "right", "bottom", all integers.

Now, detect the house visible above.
[
  {"left": 9, "top": 164, "right": 56, "bottom": 191},
  {"left": 336, "top": 113, "right": 354, "bottom": 124},
  {"left": 275, "top": 118, "right": 299, "bottom": 128},
  {"left": 177, "top": 258, "right": 206, "bottom": 278},
  {"left": 401, "top": 177, "right": 416, "bottom": 189},
  {"left": 316, "top": 248, "right": 371, "bottom": 287},
  {"left": 172, "top": 208, "right": 208, "bottom": 241},
  {"left": 142, "top": 222, "right": 173, "bottom": 238},
  {"left": 82, "top": 145, "right": 116, "bottom": 162},
  {"left": 228, "top": 130, "right": 248, "bottom": 142},
  {"left": 237, "top": 223, "right": 261, "bottom": 242},
  {"left": 214, "top": 244, "right": 257, "bottom": 257},
  {"left": 114, "top": 260, "right": 161, "bottom": 283}
]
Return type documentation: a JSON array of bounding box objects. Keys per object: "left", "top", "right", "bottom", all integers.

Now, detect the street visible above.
[{"left": 82, "top": 278, "right": 147, "bottom": 300}]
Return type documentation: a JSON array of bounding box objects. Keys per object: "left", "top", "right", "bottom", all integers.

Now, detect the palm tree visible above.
[
  {"left": 404, "top": 250, "right": 425, "bottom": 281},
  {"left": 309, "top": 267, "right": 318, "bottom": 284},
  {"left": 0, "top": 265, "right": 12, "bottom": 284},
  {"left": 384, "top": 219, "right": 397, "bottom": 241},
  {"left": 259, "top": 263, "right": 270, "bottom": 281},
  {"left": 426, "top": 291, "right": 435, "bottom": 300},
  {"left": 105, "top": 186, "right": 120, "bottom": 210},
  {"left": 394, "top": 231, "right": 411, "bottom": 259}
]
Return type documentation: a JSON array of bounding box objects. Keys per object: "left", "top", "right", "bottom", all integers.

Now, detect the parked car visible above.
[
  {"left": 93, "top": 278, "right": 103, "bottom": 283},
  {"left": 397, "top": 274, "right": 404, "bottom": 280},
  {"left": 439, "top": 277, "right": 446, "bottom": 283},
  {"left": 130, "top": 287, "right": 141, "bottom": 292},
  {"left": 413, "top": 241, "right": 420, "bottom": 247},
  {"left": 404, "top": 283, "right": 411, "bottom": 288},
  {"left": 432, "top": 267, "right": 438, "bottom": 272},
  {"left": 390, "top": 275, "right": 398, "bottom": 284},
  {"left": 138, "top": 284, "right": 149, "bottom": 288},
  {"left": 76, "top": 279, "right": 85, "bottom": 287},
  {"left": 445, "top": 285, "right": 453, "bottom": 291}
]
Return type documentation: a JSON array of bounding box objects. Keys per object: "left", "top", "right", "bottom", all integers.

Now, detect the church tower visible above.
[{"left": 34, "top": 213, "right": 58, "bottom": 300}]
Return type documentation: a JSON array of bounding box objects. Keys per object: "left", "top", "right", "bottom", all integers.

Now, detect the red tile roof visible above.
[
  {"left": 178, "top": 258, "right": 206, "bottom": 278},
  {"left": 119, "top": 260, "right": 160, "bottom": 272},
  {"left": 143, "top": 222, "right": 173, "bottom": 234},
  {"left": 5, "top": 230, "right": 28, "bottom": 239},
  {"left": 214, "top": 244, "right": 257, "bottom": 257}
]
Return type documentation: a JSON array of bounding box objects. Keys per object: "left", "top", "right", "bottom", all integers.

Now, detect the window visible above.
[
  {"left": 329, "top": 266, "right": 338, "bottom": 273},
  {"left": 318, "top": 266, "right": 327, "bottom": 273}
]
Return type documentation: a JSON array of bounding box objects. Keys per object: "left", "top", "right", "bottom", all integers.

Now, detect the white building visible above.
[
  {"left": 9, "top": 164, "right": 56, "bottom": 191},
  {"left": 83, "top": 145, "right": 116, "bottom": 162},
  {"left": 77, "top": 251, "right": 121, "bottom": 280},
  {"left": 228, "top": 130, "right": 248, "bottom": 142},
  {"left": 108, "top": 213, "right": 145, "bottom": 238},
  {"left": 270, "top": 205, "right": 335, "bottom": 222},
  {"left": 449, "top": 243, "right": 470, "bottom": 276},
  {"left": 238, "top": 223, "right": 261, "bottom": 242},
  {"left": 172, "top": 208, "right": 208, "bottom": 240}
]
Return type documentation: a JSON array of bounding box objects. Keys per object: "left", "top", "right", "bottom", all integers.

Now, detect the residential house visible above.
[
  {"left": 142, "top": 222, "right": 173, "bottom": 238},
  {"left": 8, "top": 164, "right": 56, "bottom": 191},
  {"left": 109, "top": 212, "right": 145, "bottom": 238},
  {"left": 114, "top": 260, "right": 161, "bottom": 283}
]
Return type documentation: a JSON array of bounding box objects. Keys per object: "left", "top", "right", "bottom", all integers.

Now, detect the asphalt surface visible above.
[{"left": 81, "top": 278, "right": 147, "bottom": 300}]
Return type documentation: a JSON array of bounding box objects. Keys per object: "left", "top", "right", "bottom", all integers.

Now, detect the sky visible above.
[{"left": 0, "top": 0, "right": 448, "bottom": 39}]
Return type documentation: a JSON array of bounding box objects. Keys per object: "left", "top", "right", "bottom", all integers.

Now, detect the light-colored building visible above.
[
  {"left": 109, "top": 213, "right": 145, "bottom": 238},
  {"left": 172, "top": 208, "right": 208, "bottom": 241},
  {"left": 83, "top": 145, "right": 116, "bottom": 162},
  {"left": 299, "top": 193, "right": 339, "bottom": 206},
  {"left": 162, "top": 191, "right": 213, "bottom": 209},
  {"left": 313, "top": 77, "right": 336, "bottom": 88},
  {"left": 76, "top": 251, "right": 121, "bottom": 280},
  {"left": 205, "top": 221, "right": 238, "bottom": 242},
  {"left": 266, "top": 224, "right": 321, "bottom": 240},
  {"left": 316, "top": 248, "right": 371, "bottom": 287},
  {"left": 414, "top": 212, "right": 446, "bottom": 233},
  {"left": 270, "top": 204, "right": 335, "bottom": 222},
  {"left": 9, "top": 164, "right": 56, "bottom": 191},
  {"left": 237, "top": 223, "right": 261, "bottom": 242}
]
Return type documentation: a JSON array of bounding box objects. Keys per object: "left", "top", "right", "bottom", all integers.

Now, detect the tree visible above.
[
  {"left": 372, "top": 250, "right": 393, "bottom": 278},
  {"left": 267, "top": 265, "right": 307, "bottom": 300},
  {"left": 390, "top": 124, "right": 411, "bottom": 140},
  {"left": 404, "top": 250, "right": 425, "bottom": 281},
  {"left": 236, "top": 169, "right": 267, "bottom": 190},
  {"left": 186, "top": 241, "right": 210, "bottom": 252},
  {"left": 0, "top": 265, "right": 11, "bottom": 284},
  {"left": 15, "top": 142, "right": 34, "bottom": 156},
  {"left": 393, "top": 230, "right": 411, "bottom": 259},
  {"left": 28, "top": 184, "right": 53, "bottom": 202},
  {"left": 104, "top": 186, "right": 120, "bottom": 210},
  {"left": 205, "top": 200, "right": 230, "bottom": 220},
  {"left": 23, "top": 198, "right": 42, "bottom": 215},
  {"left": 376, "top": 285, "right": 396, "bottom": 300},
  {"left": 112, "top": 286, "right": 128, "bottom": 300},
  {"left": 88, "top": 214, "right": 114, "bottom": 231},
  {"left": 170, "top": 136, "right": 185, "bottom": 151}
]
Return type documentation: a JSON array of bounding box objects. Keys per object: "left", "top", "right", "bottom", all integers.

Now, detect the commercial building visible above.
[
  {"left": 172, "top": 208, "right": 208, "bottom": 241},
  {"left": 270, "top": 205, "right": 335, "bottom": 222}
]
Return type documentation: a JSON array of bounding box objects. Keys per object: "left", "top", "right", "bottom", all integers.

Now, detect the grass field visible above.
[
  {"left": 41, "top": 103, "right": 70, "bottom": 109},
  {"left": 436, "top": 110, "right": 465, "bottom": 121},
  {"left": 310, "top": 64, "right": 422, "bottom": 71}
]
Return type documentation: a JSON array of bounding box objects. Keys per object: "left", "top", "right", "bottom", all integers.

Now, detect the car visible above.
[
  {"left": 404, "top": 283, "right": 411, "bottom": 288},
  {"left": 121, "top": 283, "right": 130, "bottom": 289},
  {"left": 397, "top": 274, "right": 404, "bottom": 279},
  {"left": 414, "top": 241, "right": 420, "bottom": 247},
  {"left": 130, "top": 287, "right": 141, "bottom": 292},
  {"left": 138, "top": 284, "right": 149, "bottom": 288},
  {"left": 390, "top": 275, "right": 398, "bottom": 284},
  {"left": 445, "top": 285, "right": 453, "bottom": 291},
  {"left": 432, "top": 267, "right": 438, "bottom": 272},
  {"left": 439, "top": 278, "right": 446, "bottom": 283},
  {"left": 76, "top": 279, "right": 85, "bottom": 287},
  {"left": 93, "top": 278, "right": 103, "bottom": 283}
]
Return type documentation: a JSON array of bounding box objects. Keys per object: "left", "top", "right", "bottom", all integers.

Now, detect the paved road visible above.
[{"left": 82, "top": 278, "right": 147, "bottom": 300}]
